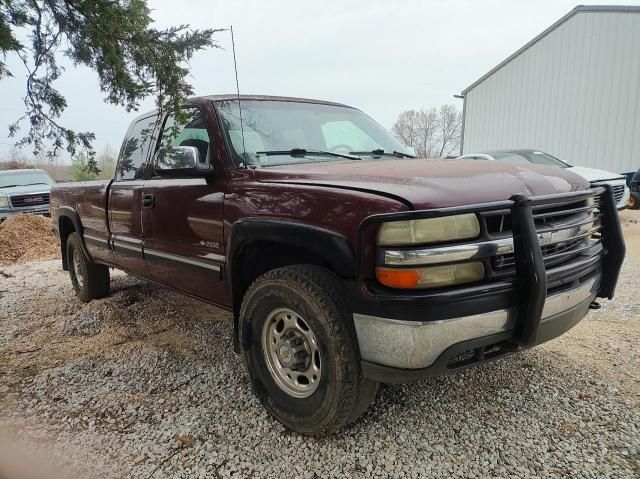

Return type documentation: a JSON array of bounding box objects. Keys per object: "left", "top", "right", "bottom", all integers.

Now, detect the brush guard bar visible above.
[{"left": 357, "top": 186, "right": 625, "bottom": 348}]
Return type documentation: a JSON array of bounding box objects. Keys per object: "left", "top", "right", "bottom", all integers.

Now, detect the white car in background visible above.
[{"left": 456, "top": 150, "right": 630, "bottom": 210}]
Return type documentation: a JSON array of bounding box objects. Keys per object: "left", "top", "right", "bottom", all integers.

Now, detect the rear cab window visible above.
[{"left": 115, "top": 115, "right": 159, "bottom": 181}]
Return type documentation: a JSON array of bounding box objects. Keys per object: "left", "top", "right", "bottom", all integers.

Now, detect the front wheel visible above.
[
  {"left": 66, "top": 232, "right": 110, "bottom": 302},
  {"left": 239, "top": 265, "right": 378, "bottom": 436},
  {"left": 628, "top": 192, "right": 640, "bottom": 210}
]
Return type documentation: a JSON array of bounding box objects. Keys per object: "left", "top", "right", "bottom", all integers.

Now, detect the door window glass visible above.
[
  {"left": 116, "top": 115, "right": 158, "bottom": 181},
  {"left": 157, "top": 107, "right": 210, "bottom": 166}
]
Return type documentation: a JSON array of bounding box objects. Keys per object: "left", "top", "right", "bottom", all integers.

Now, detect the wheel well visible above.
[
  {"left": 59, "top": 216, "right": 75, "bottom": 270},
  {"left": 232, "top": 241, "right": 331, "bottom": 307},
  {"left": 230, "top": 241, "right": 337, "bottom": 351}
]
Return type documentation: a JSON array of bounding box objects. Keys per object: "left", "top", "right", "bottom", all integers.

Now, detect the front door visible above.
[
  {"left": 141, "top": 105, "right": 227, "bottom": 305},
  {"left": 108, "top": 113, "right": 158, "bottom": 277}
]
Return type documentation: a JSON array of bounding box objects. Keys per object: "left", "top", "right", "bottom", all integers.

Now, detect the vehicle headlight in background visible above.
[
  {"left": 377, "top": 213, "right": 480, "bottom": 246},
  {"left": 0, "top": 196, "right": 9, "bottom": 208},
  {"left": 376, "top": 262, "right": 485, "bottom": 289}
]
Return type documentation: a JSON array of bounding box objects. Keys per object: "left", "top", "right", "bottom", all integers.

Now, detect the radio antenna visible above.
[{"left": 230, "top": 25, "right": 248, "bottom": 168}]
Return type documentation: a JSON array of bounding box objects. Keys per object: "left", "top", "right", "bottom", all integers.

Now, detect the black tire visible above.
[
  {"left": 629, "top": 192, "right": 640, "bottom": 210},
  {"left": 239, "top": 265, "right": 378, "bottom": 436},
  {"left": 66, "top": 232, "right": 110, "bottom": 302}
]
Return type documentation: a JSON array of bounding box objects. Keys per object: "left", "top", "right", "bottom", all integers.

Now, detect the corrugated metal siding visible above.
[{"left": 463, "top": 11, "right": 640, "bottom": 174}]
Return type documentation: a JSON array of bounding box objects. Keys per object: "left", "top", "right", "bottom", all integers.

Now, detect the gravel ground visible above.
[{"left": 0, "top": 211, "right": 639, "bottom": 478}]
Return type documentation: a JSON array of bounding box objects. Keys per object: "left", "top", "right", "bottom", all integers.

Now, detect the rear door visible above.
[
  {"left": 108, "top": 114, "right": 158, "bottom": 276},
  {"left": 141, "top": 104, "right": 227, "bottom": 304}
]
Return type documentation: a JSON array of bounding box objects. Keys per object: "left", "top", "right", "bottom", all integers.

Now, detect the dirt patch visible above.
[{"left": 0, "top": 215, "right": 60, "bottom": 265}]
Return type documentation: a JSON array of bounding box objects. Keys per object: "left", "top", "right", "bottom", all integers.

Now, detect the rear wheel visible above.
[
  {"left": 67, "top": 232, "right": 110, "bottom": 302},
  {"left": 239, "top": 265, "right": 378, "bottom": 435}
]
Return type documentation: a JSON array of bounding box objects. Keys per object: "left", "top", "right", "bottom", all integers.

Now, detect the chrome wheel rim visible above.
[
  {"left": 261, "top": 308, "right": 321, "bottom": 398},
  {"left": 71, "top": 247, "right": 84, "bottom": 289}
]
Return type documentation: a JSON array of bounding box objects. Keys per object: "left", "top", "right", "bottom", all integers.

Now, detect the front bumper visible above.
[
  {"left": 0, "top": 205, "right": 50, "bottom": 221},
  {"left": 353, "top": 186, "right": 625, "bottom": 383},
  {"left": 356, "top": 276, "right": 598, "bottom": 382}
]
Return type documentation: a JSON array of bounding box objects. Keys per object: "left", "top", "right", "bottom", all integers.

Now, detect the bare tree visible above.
[
  {"left": 6, "top": 147, "right": 29, "bottom": 165},
  {"left": 416, "top": 108, "right": 438, "bottom": 157},
  {"left": 436, "top": 105, "right": 462, "bottom": 158},
  {"left": 391, "top": 110, "right": 420, "bottom": 151},
  {"left": 391, "top": 104, "right": 462, "bottom": 158},
  {"left": 0, "top": 147, "right": 30, "bottom": 169}
]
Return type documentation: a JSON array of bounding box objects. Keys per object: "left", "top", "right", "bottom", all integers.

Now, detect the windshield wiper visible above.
[
  {"left": 255, "top": 148, "right": 361, "bottom": 161},
  {"left": 0, "top": 182, "right": 49, "bottom": 189},
  {"left": 349, "top": 149, "right": 415, "bottom": 159}
]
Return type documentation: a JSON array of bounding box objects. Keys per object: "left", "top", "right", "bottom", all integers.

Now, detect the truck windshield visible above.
[
  {"left": 492, "top": 151, "right": 570, "bottom": 168},
  {"left": 215, "top": 100, "right": 412, "bottom": 167},
  {"left": 0, "top": 171, "right": 54, "bottom": 188}
]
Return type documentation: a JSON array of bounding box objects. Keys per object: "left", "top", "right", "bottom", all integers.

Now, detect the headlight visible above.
[
  {"left": 0, "top": 196, "right": 9, "bottom": 208},
  {"left": 376, "top": 262, "right": 485, "bottom": 289},
  {"left": 377, "top": 213, "right": 480, "bottom": 246}
]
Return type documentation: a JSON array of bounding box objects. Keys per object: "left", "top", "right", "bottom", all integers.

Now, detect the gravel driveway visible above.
[{"left": 1, "top": 212, "right": 638, "bottom": 478}]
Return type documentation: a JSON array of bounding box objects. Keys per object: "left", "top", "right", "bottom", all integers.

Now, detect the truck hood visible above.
[
  {"left": 0, "top": 184, "right": 52, "bottom": 196},
  {"left": 254, "top": 159, "right": 589, "bottom": 209},
  {"left": 566, "top": 165, "right": 624, "bottom": 182}
]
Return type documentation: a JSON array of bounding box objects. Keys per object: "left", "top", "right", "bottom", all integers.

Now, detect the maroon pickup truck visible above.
[{"left": 50, "top": 95, "right": 625, "bottom": 435}]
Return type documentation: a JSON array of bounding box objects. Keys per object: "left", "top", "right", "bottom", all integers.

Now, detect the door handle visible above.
[{"left": 142, "top": 193, "right": 155, "bottom": 209}]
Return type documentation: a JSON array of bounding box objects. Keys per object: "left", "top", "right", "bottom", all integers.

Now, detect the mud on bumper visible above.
[{"left": 352, "top": 186, "right": 625, "bottom": 383}]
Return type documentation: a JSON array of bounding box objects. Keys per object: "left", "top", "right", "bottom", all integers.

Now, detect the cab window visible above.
[
  {"left": 156, "top": 107, "right": 211, "bottom": 168},
  {"left": 116, "top": 115, "right": 158, "bottom": 181}
]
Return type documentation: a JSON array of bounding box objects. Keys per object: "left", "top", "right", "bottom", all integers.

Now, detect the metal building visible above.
[{"left": 460, "top": 5, "right": 640, "bottom": 177}]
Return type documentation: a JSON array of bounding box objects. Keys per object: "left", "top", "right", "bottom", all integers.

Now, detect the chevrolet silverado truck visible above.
[{"left": 50, "top": 95, "right": 625, "bottom": 435}]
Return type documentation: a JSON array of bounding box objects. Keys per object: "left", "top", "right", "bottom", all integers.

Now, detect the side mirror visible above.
[{"left": 154, "top": 146, "right": 214, "bottom": 178}]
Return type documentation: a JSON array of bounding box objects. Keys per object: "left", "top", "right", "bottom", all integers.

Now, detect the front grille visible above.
[
  {"left": 613, "top": 185, "right": 625, "bottom": 204},
  {"left": 592, "top": 183, "right": 625, "bottom": 208},
  {"left": 483, "top": 198, "right": 601, "bottom": 272},
  {"left": 9, "top": 193, "right": 50, "bottom": 208},
  {"left": 493, "top": 236, "right": 587, "bottom": 270}
]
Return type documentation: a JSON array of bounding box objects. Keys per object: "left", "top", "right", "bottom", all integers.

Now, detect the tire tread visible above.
[
  {"left": 240, "top": 265, "right": 377, "bottom": 435},
  {"left": 67, "top": 232, "right": 110, "bottom": 302}
]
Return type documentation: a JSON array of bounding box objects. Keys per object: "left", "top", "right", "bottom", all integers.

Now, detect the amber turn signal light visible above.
[
  {"left": 375, "top": 268, "right": 420, "bottom": 288},
  {"left": 376, "top": 262, "right": 485, "bottom": 289}
]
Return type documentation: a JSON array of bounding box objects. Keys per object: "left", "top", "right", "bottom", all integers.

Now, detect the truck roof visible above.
[
  {"left": 128, "top": 94, "right": 357, "bottom": 125},
  {"left": 202, "top": 94, "right": 353, "bottom": 108}
]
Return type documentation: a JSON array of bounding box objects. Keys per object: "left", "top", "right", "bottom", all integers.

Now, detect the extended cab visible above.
[{"left": 50, "top": 95, "right": 625, "bottom": 435}]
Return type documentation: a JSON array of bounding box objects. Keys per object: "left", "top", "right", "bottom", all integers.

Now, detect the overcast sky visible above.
[{"left": 0, "top": 0, "right": 635, "bottom": 161}]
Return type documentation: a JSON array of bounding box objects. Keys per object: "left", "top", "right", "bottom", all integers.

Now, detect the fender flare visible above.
[
  {"left": 226, "top": 218, "right": 356, "bottom": 351},
  {"left": 57, "top": 206, "right": 93, "bottom": 266}
]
